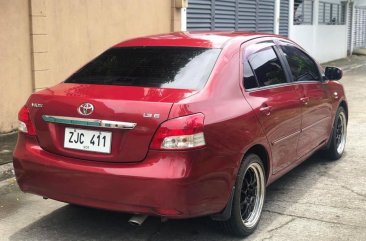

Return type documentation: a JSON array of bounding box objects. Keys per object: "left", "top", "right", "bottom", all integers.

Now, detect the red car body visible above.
[{"left": 13, "top": 32, "right": 347, "bottom": 220}]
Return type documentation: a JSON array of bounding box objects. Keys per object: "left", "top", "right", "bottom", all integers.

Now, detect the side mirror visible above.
[{"left": 324, "top": 67, "right": 343, "bottom": 81}]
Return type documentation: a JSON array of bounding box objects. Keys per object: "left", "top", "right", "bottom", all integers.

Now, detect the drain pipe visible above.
[{"left": 128, "top": 214, "right": 148, "bottom": 226}]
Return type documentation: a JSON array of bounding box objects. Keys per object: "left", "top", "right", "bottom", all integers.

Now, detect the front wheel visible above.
[
  {"left": 324, "top": 106, "right": 347, "bottom": 160},
  {"left": 220, "top": 154, "right": 266, "bottom": 237}
]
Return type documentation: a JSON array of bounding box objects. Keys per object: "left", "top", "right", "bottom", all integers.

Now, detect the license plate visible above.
[{"left": 64, "top": 128, "right": 112, "bottom": 154}]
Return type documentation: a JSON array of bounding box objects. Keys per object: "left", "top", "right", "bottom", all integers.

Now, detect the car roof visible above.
[{"left": 114, "top": 31, "right": 279, "bottom": 49}]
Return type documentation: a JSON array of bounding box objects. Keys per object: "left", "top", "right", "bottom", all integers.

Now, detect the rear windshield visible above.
[{"left": 65, "top": 47, "right": 221, "bottom": 90}]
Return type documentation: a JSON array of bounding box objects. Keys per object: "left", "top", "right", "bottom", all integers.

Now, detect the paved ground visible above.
[
  {"left": 1, "top": 56, "right": 366, "bottom": 240},
  {"left": 0, "top": 133, "right": 17, "bottom": 166},
  {"left": 0, "top": 130, "right": 17, "bottom": 181}
]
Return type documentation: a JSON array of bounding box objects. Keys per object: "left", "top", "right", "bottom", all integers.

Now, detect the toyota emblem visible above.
[{"left": 78, "top": 103, "right": 94, "bottom": 116}]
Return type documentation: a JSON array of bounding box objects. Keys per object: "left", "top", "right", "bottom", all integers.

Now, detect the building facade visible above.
[
  {"left": 350, "top": 1, "right": 366, "bottom": 53},
  {"left": 289, "top": 0, "right": 349, "bottom": 63},
  {"left": 0, "top": 0, "right": 184, "bottom": 133},
  {"left": 186, "top": 0, "right": 353, "bottom": 63},
  {"left": 1, "top": 0, "right": 365, "bottom": 133}
]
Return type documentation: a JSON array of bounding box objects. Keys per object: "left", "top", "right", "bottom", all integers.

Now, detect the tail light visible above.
[
  {"left": 150, "top": 113, "right": 206, "bottom": 150},
  {"left": 18, "top": 106, "right": 36, "bottom": 136}
]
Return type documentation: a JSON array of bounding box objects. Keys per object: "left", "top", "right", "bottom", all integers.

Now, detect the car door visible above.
[
  {"left": 278, "top": 42, "right": 333, "bottom": 158},
  {"left": 241, "top": 41, "right": 303, "bottom": 174}
]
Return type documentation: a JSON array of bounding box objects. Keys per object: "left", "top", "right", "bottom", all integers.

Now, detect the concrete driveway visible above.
[{"left": 1, "top": 56, "right": 366, "bottom": 241}]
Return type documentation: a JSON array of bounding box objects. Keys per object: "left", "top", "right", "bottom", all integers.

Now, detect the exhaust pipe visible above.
[{"left": 128, "top": 214, "right": 148, "bottom": 226}]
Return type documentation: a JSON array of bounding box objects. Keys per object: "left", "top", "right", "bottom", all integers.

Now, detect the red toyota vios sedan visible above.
[{"left": 13, "top": 32, "right": 347, "bottom": 236}]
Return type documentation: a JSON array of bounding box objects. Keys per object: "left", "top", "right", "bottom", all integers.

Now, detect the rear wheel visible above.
[
  {"left": 324, "top": 106, "right": 347, "bottom": 160},
  {"left": 220, "top": 154, "right": 266, "bottom": 236}
]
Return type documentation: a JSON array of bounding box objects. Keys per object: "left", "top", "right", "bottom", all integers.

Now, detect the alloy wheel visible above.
[
  {"left": 240, "top": 162, "right": 265, "bottom": 228},
  {"left": 335, "top": 112, "right": 347, "bottom": 155}
]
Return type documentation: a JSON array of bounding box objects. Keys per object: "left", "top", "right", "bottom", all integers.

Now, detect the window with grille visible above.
[
  {"left": 294, "top": 0, "right": 314, "bottom": 25},
  {"left": 319, "top": 1, "right": 346, "bottom": 25},
  {"left": 187, "top": 0, "right": 276, "bottom": 33}
]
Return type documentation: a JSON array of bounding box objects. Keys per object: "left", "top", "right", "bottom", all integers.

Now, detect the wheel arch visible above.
[
  {"left": 211, "top": 143, "right": 271, "bottom": 221},
  {"left": 244, "top": 144, "right": 271, "bottom": 184}
]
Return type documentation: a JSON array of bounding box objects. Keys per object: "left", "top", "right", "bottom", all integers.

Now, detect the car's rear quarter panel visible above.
[{"left": 169, "top": 42, "right": 271, "bottom": 195}]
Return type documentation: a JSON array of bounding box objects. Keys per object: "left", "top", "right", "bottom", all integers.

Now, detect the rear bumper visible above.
[{"left": 13, "top": 134, "right": 236, "bottom": 218}]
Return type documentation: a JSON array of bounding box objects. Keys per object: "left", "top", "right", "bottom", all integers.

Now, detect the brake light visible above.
[
  {"left": 150, "top": 113, "right": 206, "bottom": 150},
  {"left": 18, "top": 106, "right": 36, "bottom": 135}
]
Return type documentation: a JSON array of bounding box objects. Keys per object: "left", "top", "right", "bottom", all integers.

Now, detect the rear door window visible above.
[
  {"left": 65, "top": 47, "right": 221, "bottom": 90},
  {"left": 247, "top": 47, "right": 287, "bottom": 88}
]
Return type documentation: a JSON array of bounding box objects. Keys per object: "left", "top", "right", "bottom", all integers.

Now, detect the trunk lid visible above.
[{"left": 29, "top": 83, "right": 196, "bottom": 163}]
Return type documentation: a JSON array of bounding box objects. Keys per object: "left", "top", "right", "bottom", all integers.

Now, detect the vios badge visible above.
[{"left": 78, "top": 103, "right": 94, "bottom": 116}]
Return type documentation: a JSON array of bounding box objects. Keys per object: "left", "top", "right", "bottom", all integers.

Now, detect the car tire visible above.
[
  {"left": 324, "top": 106, "right": 347, "bottom": 160},
  {"left": 220, "top": 153, "right": 266, "bottom": 237}
]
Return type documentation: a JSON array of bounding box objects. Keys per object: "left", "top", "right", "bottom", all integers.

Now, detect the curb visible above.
[
  {"left": 0, "top": 162, "right": 14, "bottom": 182},
  {"left": 0, "top": 130, "right": 17, "bottom": 137}
]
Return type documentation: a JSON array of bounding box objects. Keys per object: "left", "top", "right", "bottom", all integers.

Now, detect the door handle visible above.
[
  {"left": 259, "top": 105, "right": 272, "bottom": 116},
  {"left": 300, "top": 97, "right": 309, "bottom": 105}
]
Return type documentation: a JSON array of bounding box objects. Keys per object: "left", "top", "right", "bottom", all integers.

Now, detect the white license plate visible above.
[{"left": 64, "top": 128, "right": 112, "bottom": 154}]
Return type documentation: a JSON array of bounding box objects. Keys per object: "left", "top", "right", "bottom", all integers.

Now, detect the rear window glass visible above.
[
  {"left": 243, "top": 60, "right": 259, "bottom": 89},
  {"left": 65, "top": 47, "right": 221, "bottom": 90}
]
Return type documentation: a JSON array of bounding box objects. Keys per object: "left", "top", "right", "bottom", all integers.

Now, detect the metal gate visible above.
[
  {"left": 353, "top": 7, "right": 366, "bottom": 49},
  {"left": 187, "top": 0, "right": 276, "bottom": 33}
]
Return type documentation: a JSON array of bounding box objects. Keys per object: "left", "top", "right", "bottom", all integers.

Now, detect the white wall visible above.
[
  {"left": 291, "top": 25, "right": 347, "bottom": 63},
  {"left": 316, "top": 25, "right": 348, "bottom": 62},
  {"left": 354, "top": 0, "right": 366, "bottom": 7},
  {"left": 289, "top": 0, "right": 348, "bottom": 63},
  {"left": 290, "top": 25, "right": 316, "bottom": 54}
]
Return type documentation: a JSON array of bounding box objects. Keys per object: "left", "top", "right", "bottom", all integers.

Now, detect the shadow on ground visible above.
[
  {"left": 9, "top": 153, "right": 335, "bottom": 241},
  {"left": 0, "top": 132, "right": 17, "bottom": 165}
]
